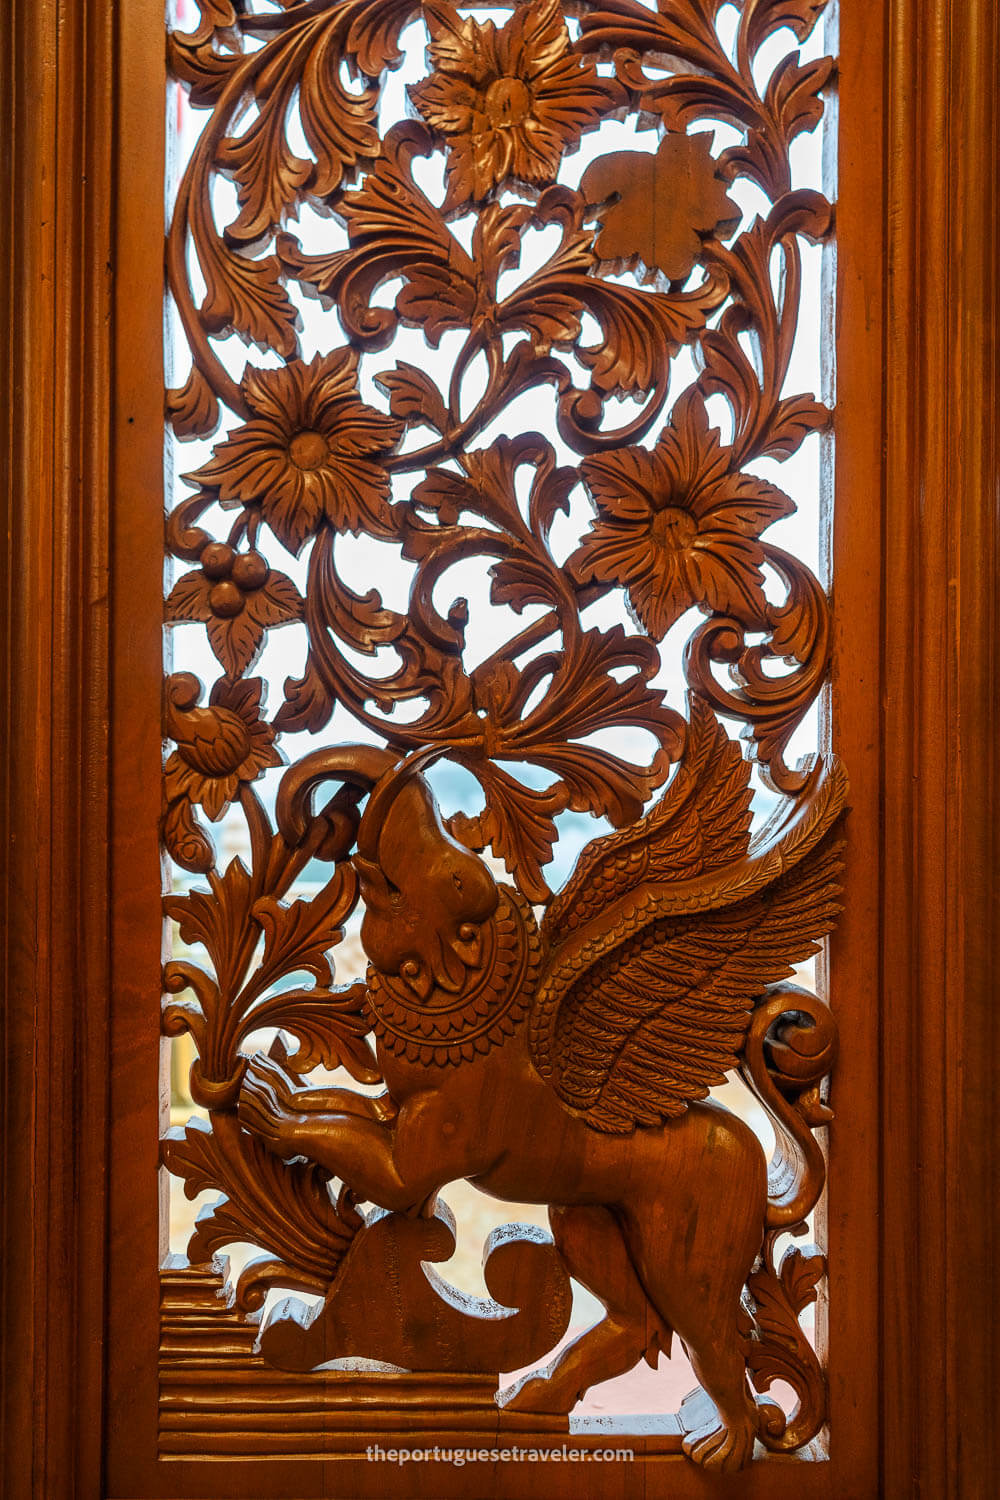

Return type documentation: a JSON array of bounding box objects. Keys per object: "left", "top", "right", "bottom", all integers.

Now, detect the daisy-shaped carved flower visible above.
[
  {"left": 571, "top": 393, "right": 795, "bottom": 639},
  {"left": 164, "top": 673, "right": 283, "bottom": 824},
  {"left": 185, "top": 350, "right": 404, "bottom": 553},
  {"left": 409, "top": 0, "right": 620, "bottom": 210}
]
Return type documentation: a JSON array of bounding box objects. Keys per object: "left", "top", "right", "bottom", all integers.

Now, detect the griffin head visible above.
[{"left": 276, "top": 744, "right": 498, "bottom": 1000}]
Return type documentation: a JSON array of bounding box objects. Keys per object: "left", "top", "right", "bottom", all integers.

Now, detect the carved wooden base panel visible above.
[{"left": 159, "top": 1261, "right": 686, "bottom": 1460}]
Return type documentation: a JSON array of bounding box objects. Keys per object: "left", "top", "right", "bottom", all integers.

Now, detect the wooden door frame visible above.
[{"left": 2, "top": 1, "right": 997, "bottom": 1494}]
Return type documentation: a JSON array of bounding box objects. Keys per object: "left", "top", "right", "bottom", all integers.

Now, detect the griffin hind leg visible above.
[
  {"left": 500, "top": 1203, "right": 667, "bottom": 1414},
  {"left": 628, "top": 1234, "right": 760, "bottom": 1472},
  {"left": 620, "top": 1106, "right": 766, "bottom": 1472},
  {"left": 679, "top": 1329, "right": 758, "bottom": 1472}
]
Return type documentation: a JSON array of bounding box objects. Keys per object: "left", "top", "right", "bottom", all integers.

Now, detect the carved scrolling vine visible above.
[{"left": 162, "top": 0, "right": 841, "bottom": 1472}]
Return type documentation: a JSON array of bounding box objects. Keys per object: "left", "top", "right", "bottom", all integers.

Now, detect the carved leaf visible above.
[
  {"left": 274, "top": 660, "right": 335, "bottom": 735},
  {"left": 341, "top": 0, "right": 419, "bottom": 77},
  {"left": 161, "top": 1113, "right": 360, "bottom": 1286},
  {"left": 165, "top": 855, "right": 258, "bottom": 1000},
  {"left": 247, "top": 983, "right": 381, "bottom": 1082},
  {"left": 166, "top": 365, "right": 220, "bottom": 440},
  {"left": 581, "top": 0, "right": 732, "bottom": 76},
  {"left": 211, "top": 571, "right": 302, "bottom": 676},
  {"left": 166, "top": 562, "right": 303, "bottom": 677},
  {"left": 765, "top": 54, "right": 835, "bottom": 145},
  {"left": 729, "top": 55, "right": 835, "bottom": 191},
  {"left": 745, "top": 1239, "right": 827, "bottom": 1447},
  {"left": 283, "top": 132, "right": 481, "bottom": 348},
  {"left": 199, "top": 241, "right": 299, "bottom": 356},
  {"left": 743, "top": 0, "right": 829, "bottom": 54},
  {"left": 179, "top": 0, "right": 240, "bottom": 36},
  {"left": 577, "top": 274, "right": 729, "bottom": 398},
  {"left": 777, "top": 1247, "right": 825, "bottom": 1317},
  {"left": 375, "top": 362, "right": 449, "bottom": 434},
  {"left": 252, "top": 865, "right": 360, "bottom": 989},
  {"left": 169, "top": 31, "right": 243, "bottom": 109},
  {"left": 218, "top": 106, "right": 313, "bottom": 247},
  {"left": 499, "top": 626, "right": 678, "bottom": 812},
  {"left": 296, "top": 22, "right": 381, "bottom": 197},
  {"left": 163, "top": 796, "right": 215, "bottom": 875},
  {"left": 581, "top": 133, "right": 738, "bottom": 281},
  {"left": 763, "top": 395, "right": 831, "bottom": 461},
  {"left": 461, "top": 764, "right": 568, "bottom": 904}
]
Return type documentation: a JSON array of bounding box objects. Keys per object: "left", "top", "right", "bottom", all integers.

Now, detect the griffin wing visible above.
[
  {"left": 529, "top": 704, "right": 847, "bottom": 1134},
  {"left": 541, "top": 697, "right": 753, "bottom": 947}
]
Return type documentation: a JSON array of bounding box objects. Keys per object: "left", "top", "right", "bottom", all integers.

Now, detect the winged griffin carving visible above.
[{"left": 233, "top": 701, "right": 845, "bottom": 1471}]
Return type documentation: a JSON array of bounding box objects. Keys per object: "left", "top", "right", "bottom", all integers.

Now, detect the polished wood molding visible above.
[
  {"left": 0, "top": 2, "right": 114, "bottom": 1496},
  {"left": 881, "top": 0, "right": 1000, "bottom": 1493}
]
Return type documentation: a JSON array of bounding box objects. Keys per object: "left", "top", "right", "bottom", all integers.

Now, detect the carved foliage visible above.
[
  {"left": 161, "top": 0, "right": 836, "bottom": 1451},
  {"left": 165, "top": 0, "right": 834, "bottom": 831}
]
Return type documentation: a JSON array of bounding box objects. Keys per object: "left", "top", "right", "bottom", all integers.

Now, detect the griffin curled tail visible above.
[{"left": 739, "top": 982, "right": 837, "bottom": 1451}]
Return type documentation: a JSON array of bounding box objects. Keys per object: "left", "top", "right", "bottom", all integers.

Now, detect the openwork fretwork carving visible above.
[{"left": 162, "top": 0, "right": 840, "bottom": 1470}]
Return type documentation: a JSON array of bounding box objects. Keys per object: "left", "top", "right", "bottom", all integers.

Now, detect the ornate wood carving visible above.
[
  {"left": 160, "top": 0, "right": 846, "bottom": 1475},
  {"left": 6, "top": 0, "right": 1000, "bottom": 1496}
]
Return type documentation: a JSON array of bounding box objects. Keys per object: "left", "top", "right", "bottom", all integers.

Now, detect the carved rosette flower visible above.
[
  {"left": 571, "top": 394, "right": 795, "bottom": 638},
  {"left": 185, "top": 350, "right": 404, "bottom": 552},
  {"left": 164, "top": 673, "right": 282, "bottom": 822},
  {"left": 409, "top": 0, "right": 619, "bottom": 209}
]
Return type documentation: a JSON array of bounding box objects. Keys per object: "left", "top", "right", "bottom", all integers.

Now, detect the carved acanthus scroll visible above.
[{"left": 162, "top": 0, "right": 839, "bottom": 1472}]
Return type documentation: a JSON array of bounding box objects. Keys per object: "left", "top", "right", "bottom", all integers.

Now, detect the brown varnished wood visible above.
[
  {"left": 2, "top": 2, "right": 998, "bottom": 1500},
  {"left": 0, "top": 2, "right": 114, "bottom": 1496},
  {"left": 103, "top": 2, "right": 174, "bottom": 1493},
  {"left": 163, "top": 1, "right": 833, "bottom": 817},
  {"left": 818, "top": 3, "right": 883, "bottom": 1491},
  {"left": 254, "top": 1206, "right": 574, "bottom": 1376},
  {"left": 880, "top": 0, "right": 1000, "bottom": 1493},
  {"left": 227, "top": 722, "right": 842, "bottom": 1471}
]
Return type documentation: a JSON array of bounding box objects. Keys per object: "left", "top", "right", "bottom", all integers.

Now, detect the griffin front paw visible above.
[{"left": 238, "top": 1055, "right": 308, "bottom": 1159}]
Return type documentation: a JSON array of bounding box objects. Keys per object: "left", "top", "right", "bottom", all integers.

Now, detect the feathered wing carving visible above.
[
  {"left": 542, "top": 697, "right": 754, "bottom": 945},
  {"left": 529, "top": 701, "right": 847, "bottom": 1133}
]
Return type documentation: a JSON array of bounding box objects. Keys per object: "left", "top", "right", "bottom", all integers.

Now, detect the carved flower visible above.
[
  {"left": 165, "top": 544, "right": 303, "bottom": 677},
  {"left": 185, "top": 350, "right": 404, "bottom": 552},
  {"left": 164, "top": 674, "right": 282, "bottom": 822},
  {"left": 571, "top": 393, "right": 795, "bottom": 638},
  {"left": 409, "top": 0, "right": 619, "bottom": 209}
]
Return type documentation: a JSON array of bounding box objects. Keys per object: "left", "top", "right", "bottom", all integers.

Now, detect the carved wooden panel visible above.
[{"left": 162, "top": 0, "right": 841, "bottom": 1472}]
